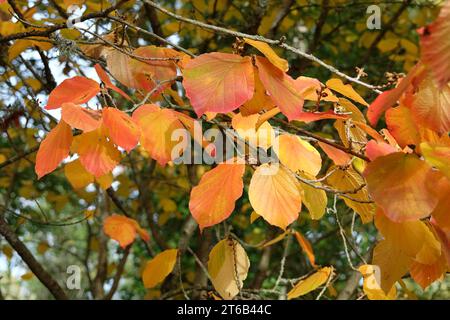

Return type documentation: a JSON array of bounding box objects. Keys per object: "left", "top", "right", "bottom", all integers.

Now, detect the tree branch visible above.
[{"left": 0, "top": 217, "right": 68, "bottom": 300}]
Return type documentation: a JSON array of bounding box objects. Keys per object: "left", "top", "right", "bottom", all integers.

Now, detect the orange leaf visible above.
[
  {"left": 72, "top": 127, "right": 121, "bottom": 177},
  {"left": 365, "top": 140, "right": 397, "bottom": 161},
  {"left": 317, "top": 142, "right": 351, "bottom": 166},
  {"left": 61, "top": 103, "right": 102, "bottom": 132},
  {"left": 364, "top": 153, "right": 439, "bottom": 222},
  {"left": 46, "top": 76, "right": 100, "bottom": 110},
  {"left": 411, "top": 75, "right": 450, "bottom": 134},
  {"left": 183, "top": 52, "right": 254, "bottom": 116},
  {"left": 418, "top": 1, "right": 450, "bottom": 87},
  {"left": 102, "top": 107, "right": 140, "bottom": 152},
  {"left": 35, "top": 121, "right": 73, "bottom": 179},
  {"left": 132, "top": 104, "right": 187, "bottom": 166},
  {"left": 295, "top": 76, "right": 338, "bottom": 102},
  {"left": 385, "top": 105, "right": 421, "bottom": 148},
  {"left": 249, "top": 164, "right": 302, "bottom": 230},
  {"left": 240, "top": 68, "right": 275, "bottom": 116},
  {"left": 367, "top": 63, "right": 424, "bottom": 125},
  {"left": 94, "top": 64, "right": 131, "bottom": 100},
  {"left": 255, "top": 56, "right": 304, "bottom": 121},
  {"left": 189, "top": 162, "right": 245, "bottom": 230},
  {"left": 103, "top": 214, "right": 149, "bottom": 248},
  {"left": 294, "top": 231, "right": 316, "bottom": 267},
  {"left": 130, "top": 46, "right": 179, "bottom": 93}
]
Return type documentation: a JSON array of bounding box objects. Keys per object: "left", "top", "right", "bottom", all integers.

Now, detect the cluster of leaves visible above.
[{"left": 0, "top": 0, "right": 449, "bottom": 300}]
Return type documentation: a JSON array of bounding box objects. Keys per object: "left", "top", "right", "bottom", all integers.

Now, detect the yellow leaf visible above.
[
  {"left": 64, "top": 159, "right": 94, "bottom": 189},
  {"left": 327, "top": 166, "right": 375, "bottom": 223},
  {"left": 249, "top": 164, "right": 302, "bottom": 230},
  {"left": 96, "top": 172, "right": 113, "bottom": 190},
  {"left": 326, "top": 78, "right": 369, "bottom": 107},
  {"left": 2, "top": 245, "right": 13, "bottom": 260},
  {"left": 21, "top": 272, "right": 34, "bottom": 281},
  {"left": 244, "top": 38, "right": 289, "bottom": 72},
  {"left": 231, "top": 113, "right": 275, "bottom": 150},
  {"left": 358, "top": 264, "right": 397, "bottom": 300},
  {"left": 287, "top": 267, "right": 333, "bottom": 299},
  {"left": 142, "top": 249, "right": 178, "bottom": 288},
  {"left": 261, "top": 231, "right": 288, "bottom": 248},
  {"left": 37, "top": 241, "right": 49, "bottom": 254},
  {"left": 250, "top": 211, "right": 260, "bottom": 224},
  {"left": 208, "top": 238, "right": 250, "bottom": 300},
  {"left": 299, "top": 178, "right": 327, "bottom": 220},
  {"left": 274, "top": 134, "right": 322, "bottom": 177}
]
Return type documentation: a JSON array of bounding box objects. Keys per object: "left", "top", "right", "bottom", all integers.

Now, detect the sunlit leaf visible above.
[
  {"left": 183, "top": 52, "right": 254, "bottom": 116},
  {"left": 142, "top": 249, "right": 178, "bottom": 288},
  {"left": 287, "top": 267, "right": 333, "bottom": 299},
  {"left": 208, "top": 238, "right": 250, "bottom": 300},
  {"left": 102, "top": 107, "right": 140, "bottom": 152},
  {"left": 189, "top": 162, "right": 245, "bottom": 230},
  {"left": 35, "top": 121, "right": 73, "bottom": 179},
  {"left": 46, "top": 77, "right": 100, "bottom": 110},
  {"left": 364, "top": 153, "right": 439, "bottom": 222},
  {"left": 61, "top": 103, "right": 102, "bottom": 132},
  {"left": 249, "top": 164, "right": 302, "bottom": 230}
]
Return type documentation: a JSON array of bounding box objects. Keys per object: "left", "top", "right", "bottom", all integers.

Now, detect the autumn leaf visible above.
[
  {"left": 64, "top": 159, "right": 94, "bottom": 189},
  {"left": 183, "top": 52, "right": 255, "bottom": 116},
  {"left": 255, "top": 56, "right": 304, "bottom": 121},
  {"left": 208, "top": 238, "right": 250, "bottom": 300},
  {"left": 325, "top": 78, "right": 368, "bottom": 107},
  {"left": 418, "top": 1, "right": 450, "bottom": 87},
  {"left": 367, "top": 63, "right": 425, "bottom": 125},
  {"left": 273, "top": 134, "right": 322, "bottom": 177},
  {"left": 249, "top": 164, "right": 302, "bottom": 230},
  {"left": 358, "top": 265, "right": 397, "bottom": 300},
  {"left": 385, "top": 105, "right": 421, "bottom": 148},
  {"left": 142, "top": 249, "right": 178, "bottom": 288},
  {"left": 102, "top": 107, "right": 140, "bottom": 152},
  {"left": 46, "top": 76, "right": 100, "bottom": 110},
  {"left": 410, "top": 75, "right": 450, "bottom": 134},
  {"left": 365, "top": 140, "right": 397, "bottom": 161},
  {"left": 71, "top": 127, "right": 121, "bottom": 177},
  {"left": 94, "top": 63, "right": 131, "bottom": 100},
  {"left": 240, "top": 69, "right": 275, "bottom": 116},
  {"left": 103, "top": 214, "right": 149, "bottom": 248},
  {"left": 287, "top": 267, "right": 333, "bottom": 299},
  {"left": 327, "top": 166, "right": 375, "bottom": 223},
  {"left": 189, "top": 162, "right": 245, "bottom": 230},
  {"left": 420, "top": 141, "right": 450, "bottom": 180},
  {"left": 364, "top": 153, "right": 439, "bottom": 222},
  {"left": 35, "top": 120, "right": 73, "bottom": 179},
  {"left": 372, "top": 240, "right": 411, "bottom": 293},
  {"left": 299, "top": 178, "right": 327, "bottom": 220},
  {"left": 132, "top": 104, "right": 187, "bottom": 166},
  {"left": 231, "top": 113, "right": 275, "bottom": 150},
  {"left": 244, "top": 38, "right": 288, "bottom": 71},
  {"left": 317, "top": 142, "right": 351, "bottom": 166},
  {"left": 294, "top": 231, "right": 316, "bottom": 268},
  {"left": 130, "top": 46, "right": 179, "bottom": 93},
  {"left": 61, "top": 103, "right": 102, "bottom": 132}
]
